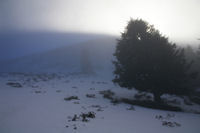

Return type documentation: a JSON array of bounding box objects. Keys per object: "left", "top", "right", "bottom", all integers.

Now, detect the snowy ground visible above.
[{"left": 0, "top": 73, "right": 200, "bottom": 133}]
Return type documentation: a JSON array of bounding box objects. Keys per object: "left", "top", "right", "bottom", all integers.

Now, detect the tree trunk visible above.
[{"left": 153, "top": 92, "right": 162, "bottom": 103}]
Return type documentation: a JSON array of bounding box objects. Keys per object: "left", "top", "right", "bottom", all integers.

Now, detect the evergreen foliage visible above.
[{"left": 113, "top": 19, "right": 196, "bottom": 102}]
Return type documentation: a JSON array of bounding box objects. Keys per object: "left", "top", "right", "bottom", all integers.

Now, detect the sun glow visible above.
[
  {"left": 54, "top": 0, "right": 200, "bottom": 45},
  {"left": 1, "top": 0, "right": 200, "bottom": 44}
]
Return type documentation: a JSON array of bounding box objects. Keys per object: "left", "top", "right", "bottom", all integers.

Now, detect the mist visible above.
[
  {"left": 1, "top": 1, "right": 200, "bottom": 133},
  {"left": 0, "top": 0, "right": 199, "bottom": 73},
  {"left": 0, "top": 31, "right": 114, "bottom": 61},
  {"left": 1, "top": 0, "right": 200, "bottom": 45}
]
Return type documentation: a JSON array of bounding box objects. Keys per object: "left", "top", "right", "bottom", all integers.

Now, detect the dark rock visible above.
[
  {"left": 99, "top": 90, "right": 115, "bottom": 100},
  {"left": 111, "top": 98, "right": 120, "bottom": 105},
  {"left": 90, "top": 88, "right": 95, "bottom": 90},
  {"left": 97, "top": 108, "right": 104, "bottom": 111},
  {"left": 80, "top": 112, "right": 96, "bottom": 122},
  {"left": 56, "top": 90, "right": 62, "bottom": 93},
  {"left": 162, "top": 121, "right": 181, "bottom": 127},
  {"left": 72, "top": 86, "right": 78, "bottom": 89},
  {"left": 72, "top": 114, "right": 78, "bottom": 121},
  {"left": 6, "top": 82, "right": 22, "bottom": 88},
  {"left": 126, "top": 106, "right": 135, "bottom": 111},
  {"left": 64, "top": 96, "right": 79, "bottom": 101},
  {"left": 86, "top": 94, "right": 96, "bottom": 98},
  {"left": 73, "top": 101, "right": 80, "bottom": 104},
  {"left": 155, "top": 115, "right": 163, "bottom": 120},
  {"left": 35, "top": 90, "right": 42, "bottom": 94}
]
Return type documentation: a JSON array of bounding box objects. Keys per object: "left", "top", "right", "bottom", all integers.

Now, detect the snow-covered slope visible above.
[
  {"left": 0, "top": 73, "right": 200, "bottom": 133},
  {"left": 0, "top": 36, "right": 116, "bottom": 77}
]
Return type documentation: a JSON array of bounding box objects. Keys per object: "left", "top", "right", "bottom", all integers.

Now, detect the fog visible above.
[
  {"left": 1, "top": 0, "right": 200, "bottom": 45},
  {"left": 0, "top": 0, "right": 199, "bottom": 72},
  {"left": 0, "top": 1, "right": 200, "bottom": 132},
  {"left": 0, "top": 31, "right": 112, "bottom": 61}
]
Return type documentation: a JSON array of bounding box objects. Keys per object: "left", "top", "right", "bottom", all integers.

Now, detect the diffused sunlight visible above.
[{"left": 1, "top": 0, "right": 200, "bottom": 44}]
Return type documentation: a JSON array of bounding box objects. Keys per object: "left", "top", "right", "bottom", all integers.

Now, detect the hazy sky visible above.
[{"left": 1, "top": 0, "right": 200, "bottom": 44}]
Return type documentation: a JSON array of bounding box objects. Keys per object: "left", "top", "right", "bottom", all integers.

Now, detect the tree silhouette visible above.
[{"left": 113, "top": 19, "right": 195, "bottom": 103}]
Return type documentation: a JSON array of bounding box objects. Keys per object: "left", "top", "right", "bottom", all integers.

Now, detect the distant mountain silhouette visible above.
[
  {"left": 0, "top": 35, "right": 116, "bottom": 77},
  {"left": 0, "top": 31, "right": 115, "bottom": 61}
]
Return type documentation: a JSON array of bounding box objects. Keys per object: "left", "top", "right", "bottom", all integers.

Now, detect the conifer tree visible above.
[{"left": 113, "top": 19, "right": 195, "bottom": 103}]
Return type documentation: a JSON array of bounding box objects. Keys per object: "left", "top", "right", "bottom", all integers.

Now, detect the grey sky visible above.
[{"left": 1, "top": 0, "right": 200, "bottom": 44}]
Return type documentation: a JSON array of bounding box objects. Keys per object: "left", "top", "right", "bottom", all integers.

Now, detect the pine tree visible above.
[{"left": 113, "top": 19, "right": 195, "bottom": 103}]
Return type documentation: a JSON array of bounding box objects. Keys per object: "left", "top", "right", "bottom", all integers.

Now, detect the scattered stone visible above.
[
  {"left": 89, "top": 105, "right": 107, "bottom": 111},
  {"left": 156, "top": 114, "right": 175, "bottom": 120},
  {"left": 99, "top": 90, "right": 115, "bottom": 100},
  {"left": 90, "top": 105, "right": 101, "bottom": 108},
  {"left": 174, "top": 122, "right": 181, "bottom": 127},
  {"left": 86, "top": 94, "right": 96, "bottom": 98},
  {"left": 81, "top": 106, "right": 86, "bottom": 110},
  {"left": 72, "top": 114, "right": 78, "bottom": 121},
  {"left": 99, "top": 90, "right": 120, "bottom": 105},
  {"left": 72, "top": 86, "right": 78, "bottom": 89},
  {"left": 102, "top": 81, "right": 108, "bottom": 84},
  {"left": 31, "top": 85, "right": 39, "bottom": 88},
  {"left": 72, "top": 124, "right": 77, "bottom": 130},
  {"left": 6, "top": 82, "right": 22, "bottom": 88},
  {"left": 96, "top": 81, "right": 108, "bottom": 84},
  {"left": 56, "top": 90, "right": 62, "bottom": 93},
  {"left": 74, "top": 101, "right": 80, "bottom": 104},
  {"left": 90, "top": 88, "right": 95, "bottom": 90},
  {"left": 126, "top": 106, "right": 135, "bottom": 111},
  {"left": 162, "top": 121, "right": 175, "bottom": 127},
  {"left": 97, "top": 108, "right": 104, "bottom": 112},
  {"left": 156, "top": 114, "right": 181, "bottom": 127},
  {"left": 64, "top": 96, "right": 79, "bottom": 101},
  {"left": 162, "top": 121, "right": 181, "bottom": 127},
  {"left": 81, "top": 116, "right": 89, "bottom": 122},
  {"left": 155, "top": 115, "right": 164, "bottom": 120},
  {"left": 166, "top": 113, "right": 175, "bottom": 119},
  {"left": 80, "top": 112, "right": 96, "bottom": 122},
  {"left": 35, "top": 90, "right": 42, "bottom": 94},
  {"left": 111, "top": 98, "right": 120, "bottom": 105},
  {"left": 68, "top": 112, "right": 96, "bottom": 123}
]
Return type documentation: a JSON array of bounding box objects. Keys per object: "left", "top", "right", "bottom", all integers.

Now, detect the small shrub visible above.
[
  {"left": 6, "top": 82, "right": 22, "bottom": 88},
  {"left": 121, "top": 98, "right": 182, "bottom": 111},
  {"left": 64, "top": 96, "right": 79, "bottom": 101},
  {"left": 86, "top": 94, "right": 96, "bottom": 98},
  {"left": 99, "top": 90, "right": 115, "bottom": 100},
  {"left": 35, "top": 90, "right": 42, "bottom": 94}
]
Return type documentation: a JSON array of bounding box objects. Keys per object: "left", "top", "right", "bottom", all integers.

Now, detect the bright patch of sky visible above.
[{"left": 1, "top": 0, "right": 200, "bottom": 44}]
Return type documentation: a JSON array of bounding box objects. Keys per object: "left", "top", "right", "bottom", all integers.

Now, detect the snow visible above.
[{"left": 0, "top": 73, "right": 200, "bottom": 133}]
